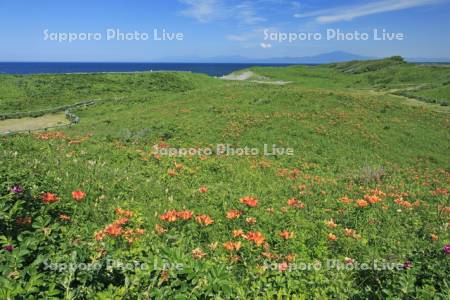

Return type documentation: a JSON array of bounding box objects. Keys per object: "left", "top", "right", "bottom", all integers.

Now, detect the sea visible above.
[{"left": 0, "top": 62, "right": 297, "bottom": 77}]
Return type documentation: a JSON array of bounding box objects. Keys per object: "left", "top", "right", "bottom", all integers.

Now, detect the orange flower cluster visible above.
[
  {"left": 67, "top": 133, "right": 92, "bottom": 145},
  {"left": 122, "top": 228, "right": 145, "bottom": 243},
  {"left": 240, "top": 196, "right": 258, "bottom": 207},
  {"left": 114, "top": 218, "right": 129, "bottom": 226},
  {"left": 233, "top": 229, "right": 244, "bottom": 238},
  {"left": 59, "top": 214, "right": 71, "bottom": 222},
  {"left": 277, "top": 168, "right": 301, "bottom": 179},
  {"left": 96, "top": 224, "right": 119, "bottom": 240},
  {"left": 286, "top": 254, "right": 296, "bottom": 262},
  {"left": 325, "top": 219, "right": 337, "bottom": 228},
  {"left": 327, "top": 233, "right": 337, "bottom": 241},
  {"left": 341, "top": 197, "right": 353, "bottom": 204},
  {"left": 115, "top": 208, "right": 134, "bottom": 217},
  {"left": 94, "top": 208, "right": 143, "bottom": 242},
  {"left": 369, "top": 188, "right": 386, "bottom": 198},
  {"left": 192, "top": 248, "right": 207, "bottom": 259},
  {"left": 343, "top": 189, "right": 385, "bottom": 207},
  {"left": 394, "top": 198, "right": 413, "bottom": 208},
  {"left": 364, "top": 195, "right": 381, "bottom": 204},
  {"left": 158, "top": 141, "right": 170, "bottom": 149},
  {"left": 95, "top": 213, "right": 144, "bottom": 243},
  {"left": 246, "top": 217, "right": 257, "bottom": 224},
  {"left": 72, "top": 190, "right": 86, "bottom": 201},
  {"left": 279, "top": 231, "right": 294, "bottom": 240},
  {"left": 261, "top": 252, "right": 278, "bottom": 260},
  {"left": 344, "top": 228, "right": 356, "bottom": 237},
  {"left": 34, "top": 131, "right": 68, "bottom": 140},
  {"left": 198, "top": 186, "right": 208, "bottom": 193},
  {"left": 430, "top": 188, "right": 448, "bottom": 196},
  {"left": 41, "top": 192, "right": 59, "bottom": 204},
  {"left": 244, "top": 231, "right": 266, "bottom": 246},
  {"left": 287, "top": 198, "right": 305, "bottom": 209},
  {"left": 155, "top": 224, "right": 167, "bottom": 235},
  {"left": 223, "top": 241, "right": 242, "bottom": 251},
  {"left": 195, "top": 214, "right": 214, "bottom": 226},
  {"left": 226, "top": 210, "right": 242, "bottom": 219},
  {"left": 158, "top": 210, "right": 213, "bottom": 226},
  {"left": 356, "top": 199, "right": 369, "bottom": 208},
  {"left": 174, "top": 162, "right": 184, "bottom": 170},
  {"left": 159, "top": 210, "right": 193, "bottom": 222}
]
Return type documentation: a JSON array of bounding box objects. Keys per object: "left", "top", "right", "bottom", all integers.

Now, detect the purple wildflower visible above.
[
  {"left": 10, "top": 185, "right": 23, "bottom": 193},
  {"left": 3, "top": 245, "right": 14, "bottom": 252},
  {"left": 443, "top": 245, "right": 450, "bottom": 254},
  {"left": 402, "top": 261, "right": 413, "bottom": 270}
]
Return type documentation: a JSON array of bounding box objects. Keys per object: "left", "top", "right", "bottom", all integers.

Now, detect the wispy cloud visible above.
[
  {"left": 178, "top": 0, "right": 224, "bottom": 23},
  {"left": 226, "top": 27, "right": 277, "bottom": 42},
  {"left": 236, "top": 2, "right": 266, "bottom": 24},
  {"left": 226, "top": 27, "right": 279, "bottom": 50},
  {"left": 294, "top": 0, "right": 445, "bottom": 23},
  {"left": 178, "top": 0, "right": 267, "bottom": 24}
]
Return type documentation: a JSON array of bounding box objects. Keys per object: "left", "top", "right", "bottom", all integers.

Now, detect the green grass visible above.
[
  {"left": 0, "top": 72, "right": 214, "bottom": 113},
  {"left": 0, "top": 59, "right": 449, "bottom": 299}
]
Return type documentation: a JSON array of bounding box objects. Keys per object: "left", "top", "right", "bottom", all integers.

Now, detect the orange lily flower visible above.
[
  {"left": 356, "top": 199, "right": 368, "bottom": 208},
  {"left": 245, "top": 231, "right": 265, "bottom": 246},
  {"left": 195, "top": 214, "right": 214, "bottom": 226},
  {"left": 327, "top": 233, "right": 337, "bottom": 241},
  {"left": 41, "top": 192, "right": 59, "bottom": 204},
  {"left": 279, "top": 231, "right": 294, "bottom": 240},
  {"left": 72, "top": 190, "right": 86, "bottom": 201},
  {"left": 240, "top": 196, "right": 258, "bottom": 207},
  {"left": 226, "top": 210, "right": 242, "bottom": 219}
]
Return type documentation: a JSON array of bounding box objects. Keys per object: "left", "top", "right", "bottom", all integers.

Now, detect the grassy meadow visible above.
[{"left": 0, "top": 57, "right": 449, "bottom": 299}]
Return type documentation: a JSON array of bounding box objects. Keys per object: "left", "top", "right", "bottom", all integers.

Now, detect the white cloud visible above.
[
  {"left": 260, "top": 42, "right": 272, "bottom": 48},
  {"left": 178, "top": 0, "right": 266, "bottom": 24},
  {"left": 294, "top": 0, "right": 445, "bottom": 23},
  {"left": 178, "top": 0, "right": 224, "bottom": 23},
  {"left": 226, "top": 27, "right": 278, "bottom": 43},
  {"left": 236, "top": 2, "right": 267, "bottom": 24}
]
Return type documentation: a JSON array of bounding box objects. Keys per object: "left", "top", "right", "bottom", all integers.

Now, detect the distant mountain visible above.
[
  {"left": 157, "top": 51, "right": 373, "bottom": 64},
  {"left": 264, "top": 51, "right": 374, "bottom": 64},
  {"left": 157, "top": 51, "right": 450, "bottom": 64}
]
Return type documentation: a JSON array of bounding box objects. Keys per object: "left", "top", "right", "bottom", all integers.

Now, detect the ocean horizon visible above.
[{"left": 0, "top": 62, "right": 304, "bottom": 77}]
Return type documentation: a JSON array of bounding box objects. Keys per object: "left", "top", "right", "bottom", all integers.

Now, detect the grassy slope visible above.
[
  {"left": 0, "top": 72, "right": 214, "bottom": 113},
  {"left": 248, "top": 58, "right": 450, "bottom": 105},
  {"left": 0, "top": 59, "right": 449, "bottom": 298}
]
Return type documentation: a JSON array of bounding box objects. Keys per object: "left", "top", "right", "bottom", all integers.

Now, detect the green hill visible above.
[{"left": 0, "top": 60, "right": 449, "bottom": 299}]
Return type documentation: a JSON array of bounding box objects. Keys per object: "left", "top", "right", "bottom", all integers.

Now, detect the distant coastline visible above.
[
  {"left": 0, "top": 62, "right": 301, "bottom": 77},
  {"left": 0, "top": 60, "right": 448, "bottom": 77}
]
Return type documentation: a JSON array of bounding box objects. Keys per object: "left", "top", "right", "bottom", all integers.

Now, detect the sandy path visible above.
[
  {"left": 0, "top": 112, "right": 69, "bottom": 133},
  {"left": 221, "top": 71, "right": 255, "bottom": 80},
  {"left": 221, "top": 71, "right": 290, "bottom": 85}
]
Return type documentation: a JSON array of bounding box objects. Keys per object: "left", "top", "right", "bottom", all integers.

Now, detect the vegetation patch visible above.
[{"left": 0, "top": 60, "right": 449, "bottom": 298}]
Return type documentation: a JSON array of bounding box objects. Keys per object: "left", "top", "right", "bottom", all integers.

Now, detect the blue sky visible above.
[{"left": 0, "top": 0, "right": 449, "bottom": 61}]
